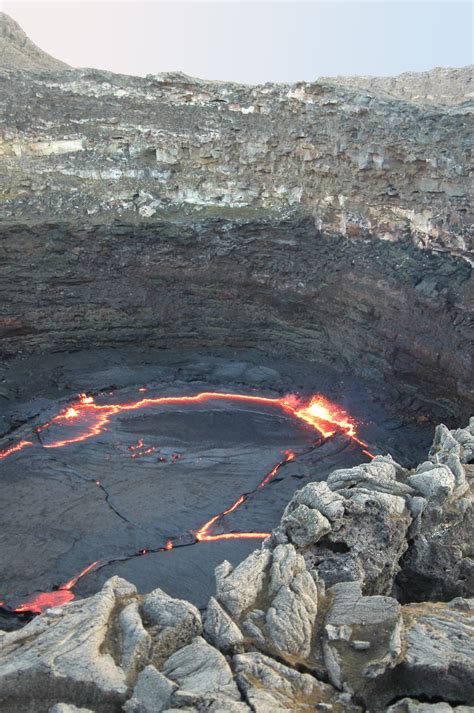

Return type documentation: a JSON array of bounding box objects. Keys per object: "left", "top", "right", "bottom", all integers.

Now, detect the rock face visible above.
[
  {"left": 0, "top": 419, "right": 472, "bottom": 712},
  {"left": 0, "top": 14, "right": 472, "bottom": 422}
]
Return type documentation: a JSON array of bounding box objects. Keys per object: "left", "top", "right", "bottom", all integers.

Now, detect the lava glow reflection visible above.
[{"left": 0, "top": 389, "right": 372, "bottom": 615}]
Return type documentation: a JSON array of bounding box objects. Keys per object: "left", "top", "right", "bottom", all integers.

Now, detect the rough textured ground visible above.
[
  {"left": 0, "top": 350, "right": 431, "bottom": 616},
  {"left": 0, "top": 416, "right": 472, "bottom": 712}
]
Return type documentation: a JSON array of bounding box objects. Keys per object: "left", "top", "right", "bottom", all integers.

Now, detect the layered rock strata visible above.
[
  {"left": 0, "top": 418, "right": 472, "bottom": 712},
  {"left": 0, "top": 14, "right": 472, "bottom": 422}
]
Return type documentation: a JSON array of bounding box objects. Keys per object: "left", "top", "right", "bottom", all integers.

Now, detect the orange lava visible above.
[
  {"left": 0, "top": 389, "right": 373, "bottom": 614},
  {"left": 8, "top": 561, "right": 100, "bottom": 615},
  {"left": 0, "top": 439, "right": 34, "bottom": 459}
]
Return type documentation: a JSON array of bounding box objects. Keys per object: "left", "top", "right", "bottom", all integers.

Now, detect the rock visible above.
[
  {"left": 141, "top": 588, "right": 202, "bottom": 668},
  {"left": 119, "top": 601, "right": 152, "bottom": 684},
  {"left": 386, "top": 699, "right": 474, "bottom": 713},
  {"left": 123, "top": 665, "right": 176, "bottom": 713},
  {"left": 215, "top": 550, "right": 272, "bottom": 619},
  {"left": 391, "top": 601, "right": 474, "bottom": 705},
  {"left": 277, "top": 458, "right": 413, "bottom": 595},
  {"left": 407, "top": 463, "right": 456, "bottom": 502},
  {"left": 49, "top": 706, "right": 96, "bottom": 713},
  {"left": 216, "top": 544, "right": 319, "bottom": 666},
  {"left": 162, "top": 636, "right": 241, "bottom": 703},
  {"left": 264, "top": 544, "right": 318, "bottom": 660},
  {"left": 322, "top": 581, "right": 402, "bottom": 693},
  {"left": 203, "top": 596, "right": 244, "bottom": 653},
  {"left": 280, "top": 503, "right": 332, "bottom": 547},
  {"left": 0, "top": 576, "right": 137, "bottom": 712},
  {"left": 234, "top": 651, "right": 360, "bottom": 712},
  {"left": 396, "top": 422, "right": 473, "bottom": 601}
]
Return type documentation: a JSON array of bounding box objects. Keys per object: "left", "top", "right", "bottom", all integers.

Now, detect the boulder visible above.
[
  {"left": 0, "top": 577, "right": 136, "bottom": 712},
  {"left": 234, "top": 651, "right": 360, "bottom": 712},
  {"left": 123, "top": 665, "right": 176, "bottom": 713},
  {"left": 322, "top": 581, "right": 402, "bottom": 694},
  {"left": 162, "top": 636, "right": 241, "bottom": 703},
  {"left": 140, "top": 588, "right": 202, "bottom": 668}
]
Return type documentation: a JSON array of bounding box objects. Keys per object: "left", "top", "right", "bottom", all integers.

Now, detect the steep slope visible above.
[{"left": 0, "top": 11, "right": 68, "bottom": 71}]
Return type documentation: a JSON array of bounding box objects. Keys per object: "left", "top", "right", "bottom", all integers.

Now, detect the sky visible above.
[{"left": 2, "top": 1, "right": 473, "bottom": 84}]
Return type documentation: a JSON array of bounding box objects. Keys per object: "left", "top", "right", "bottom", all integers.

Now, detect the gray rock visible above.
[
  {"left": 123, "top": 665, "right": 176, "bottom": 713},
  {"left": 234, "top": 651, "right": 359, "bottom": 712},
  {"left": 0, "top": 576, "right": 136, "bottom": 712},
  {"left": 119, "top": 601, "right": 152, "bottom": 684},
  {"left": 264, "top": 544, "right": 318, "bottom": 660},
  {"left": 163, "top": 636, "right": 241, "bottom": 702},
  {"left": 386, "top": 700, "right": 474, "bottom": 713},
  {"left": 407, "top": 463, "right": 456, "bottom": 502},
  {"left": 215, "top": 550, "right": 271, "bottom": 619},
  {"left": 394, "top": 602, "right": 474, "bottom": 704},
  {"left": 323, "top": 581, "right": 402, "bottom": 693},
  {"left": 141, "top": 588, "right": 202, "bottom": 668},
  {"left": 49, "top": 706, "right": 96, "bottom": 713},
  {"left": 203, "top": 596, "right": 244, "bottom": 653}
]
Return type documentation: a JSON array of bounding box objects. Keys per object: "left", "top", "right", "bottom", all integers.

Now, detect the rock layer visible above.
[{"left": 0, "top": 15, "right": 472, "bottom": 422}]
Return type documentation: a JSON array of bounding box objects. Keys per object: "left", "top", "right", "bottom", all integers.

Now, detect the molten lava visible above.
[
  {"left": 5, "top": 561, "right": 100, "bottom": 615},
  {"left": 0, "top": 388, "right": 373, "bottom": 616}
]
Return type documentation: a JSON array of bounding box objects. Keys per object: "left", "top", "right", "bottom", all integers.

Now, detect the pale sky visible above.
[{"left": 2, "top": 1, "right": 473, "bottom": 83}]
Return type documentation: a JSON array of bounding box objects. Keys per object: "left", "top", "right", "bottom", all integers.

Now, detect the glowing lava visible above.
[
  {"left": 5, "top": 561, "right": 100, "bottom": 615},
  {"left": 0, "top": 389, "right": 373, "bottom": 615}
]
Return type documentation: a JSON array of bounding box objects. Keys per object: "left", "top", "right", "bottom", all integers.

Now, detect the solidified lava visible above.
[{"left": 0, "top": 390, "right": 373, "bottom": 617}]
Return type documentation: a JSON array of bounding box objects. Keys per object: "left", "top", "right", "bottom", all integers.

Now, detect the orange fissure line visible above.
[{"left": 0, "top": 389, "right": 372, "bottom": 614}]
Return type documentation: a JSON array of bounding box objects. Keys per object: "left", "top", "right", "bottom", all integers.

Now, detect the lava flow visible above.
[{"left": 0, "top": 389, "right": 373, "bottom": 616}]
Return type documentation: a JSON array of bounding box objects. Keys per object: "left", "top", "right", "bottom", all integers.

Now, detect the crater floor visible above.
[{"left": 0, "top": 348, "right": 432, "bottom": 621}]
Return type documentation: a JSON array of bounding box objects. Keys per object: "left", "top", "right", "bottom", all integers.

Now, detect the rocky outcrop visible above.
[
  {"left": 0, "top": 419, "right": 472, "bottom": 712},
  {"left": 321, "top": 66, "right": 474, "bottom": 106},
  {"left": 0, "top": 12, "right": 68, "bottom": 71}
]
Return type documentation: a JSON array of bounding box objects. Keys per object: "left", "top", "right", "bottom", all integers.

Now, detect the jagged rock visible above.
[
  {"left": 275, "top": 458, "right": 413, "bottom": 595},
  {"left": 386, "top": 699, "right": 474, "bottom": 713},
  {"left": 0, "top": 577, "right": 137, "bottom": 712},
  {"left": 49, "top": 706, "right": 96, "bottom": 713},
  {"left": 396, "top": 422, "right": 473, "bottom": 601},
  {"left": 280, "top": 502, "right": 332, "bottom": 547},
  {"left": 391, "top": 601, "right": 474, "bottom": 705},
  {"left": 119, "top": 601, "right": 152, "bottom": 684},
  {"left": 123, "top": 665, "right": 176, "bottom": 713},
  {"left": 216, "top": 544, "right": 319, "bottom": 666},
  {"left": 322, "top": 581, "right": 402, "bottom": 694},
  {"left": 234, "top": 651, "right": 360, "bottom": 712},
  {"left": 162, "top": 636, "right": 241, "bottom": 704},
  {"left": 203, "top": 596, "right": 244, "bottom": 653},
  {"left": 264, "top": 544, "right": 318, "bottom": 660},
  {"left": 407, "top": 462, "right": 456, "bottom": 502},
  {"left": 141, "top": 588, "right": 202, "bottom": 668},
  {"left": 215, "top": 550, "right": 272, "bottom": 619}
]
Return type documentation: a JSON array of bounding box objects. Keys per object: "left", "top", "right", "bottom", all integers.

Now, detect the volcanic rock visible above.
[
  {"left": 396, "top": 420, "right": 474, "bottom": 601},
  {"left": 273, "top": 457, "right": 414, "bottom": 595},
  {"left": 0, "top": 13, "right": 472, "bottom": 422},
  {"left": 322, "top": 581, "right": 402, "bottom": 693},
  {"left": 0, "top": 12, "right": 69, "bottom": 71},
  {"left": 161, "top": 636, "right": 241, "bottom": 704},
  {"left": 140, "top": 588, "right": 202, "bottom": 668},
  {"left": 123, "top": 665, "right": 176, "bottom": 713},
  {"left": 233, "top": 651, "right": 360, "bottom": 712},
  {"left": 0, "top": 576, "right": 135, "bottom": 712}
]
